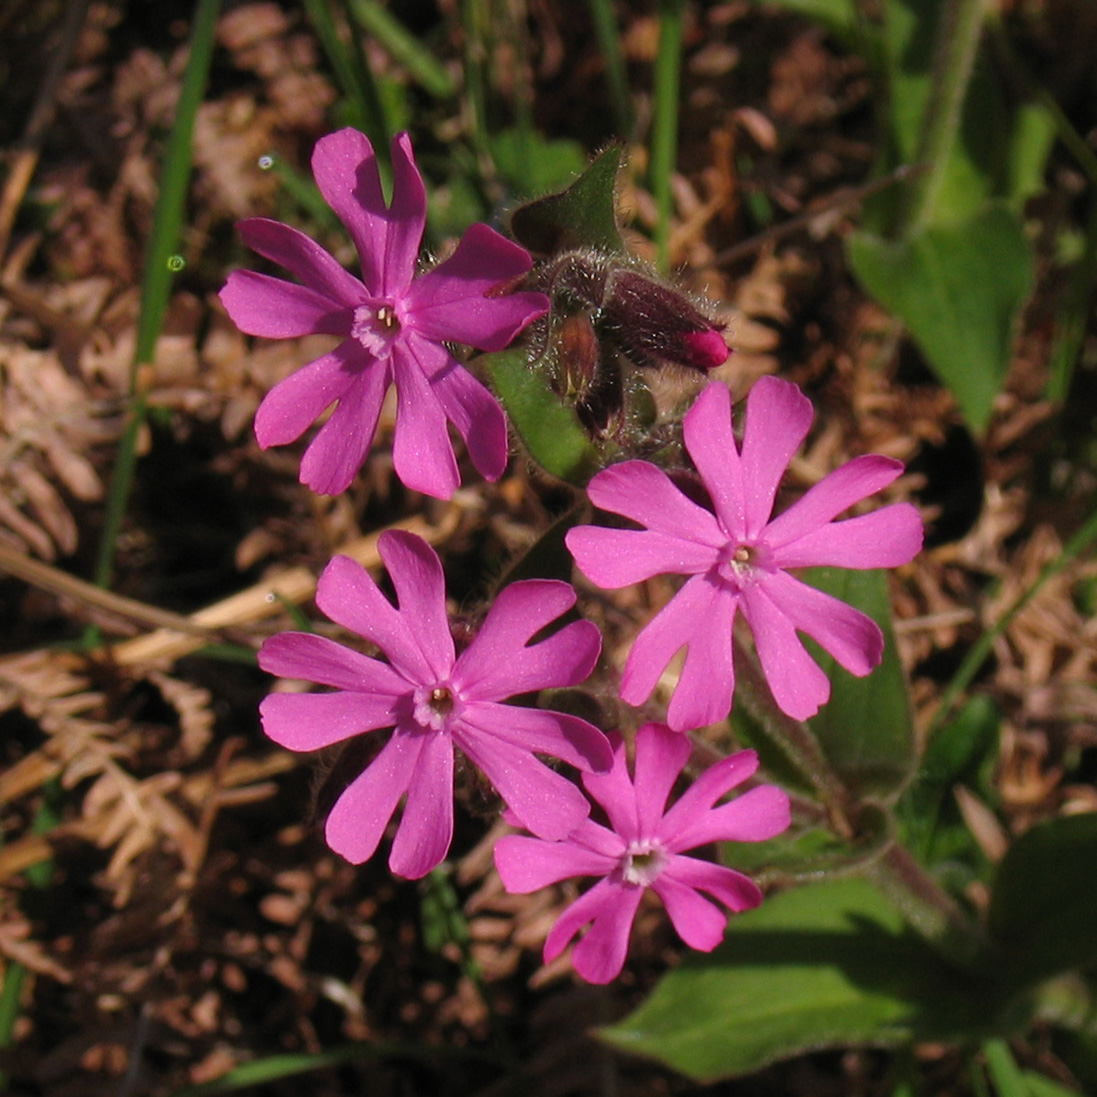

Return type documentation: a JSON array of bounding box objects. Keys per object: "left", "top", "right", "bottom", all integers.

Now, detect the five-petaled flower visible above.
[
  {"left": 566, "top": 378, "right": 923, "bottom": 728},
  {"left": 220, "top": 128, "right": 549, "bottom": 499},
  {"left": 494, "top": 722, "right": 790, "bottom": 984},
  {"left": 258, "top": 530, "right": 612, "bottom": 879}
]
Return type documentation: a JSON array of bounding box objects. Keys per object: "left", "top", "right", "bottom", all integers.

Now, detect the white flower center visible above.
[
  {"left": 618, "top": 839, "right": 667, "bottom": 887},
  {"left": 412, "top": 684, "right": 458, "bottom": 732},
  {"left": 715, "top": 540, "right": 766, "bottom": 589},
  {"left": 351, "top": 300, "right": 402, "bottom": 356}
]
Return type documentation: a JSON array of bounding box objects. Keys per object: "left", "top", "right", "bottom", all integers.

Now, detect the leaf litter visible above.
[{"left": 0, "top": 2, "right": 1095, "bottom": 1094}]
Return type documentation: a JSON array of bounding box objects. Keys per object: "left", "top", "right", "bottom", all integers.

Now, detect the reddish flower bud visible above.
[{"left": 602, "top": 269, "right": 729, "bottom": 373}]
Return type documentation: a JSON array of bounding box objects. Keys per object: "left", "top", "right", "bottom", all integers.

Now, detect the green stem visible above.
[
  {"left": 650, "top": 0, "right": 685, "bottom": 268},
  {"left": 587, "top": 0, "right": 633, "bottom": 139},
  {"left": 93, "top": 0, "right": 220, "bottom": 591},
  {"left": 981, "top": 1039, "right": 1028, "bottom": 1097},
  {"left": 867, "top": 842, "right": 987, "bottom": 970},
  {"left": 898, "top": 0, "right": 986, "bottom": 236},
  {"left": 345, "top": 0, "right": 457, "bottom": 100},
  {"left": 304, "top": 0, "right": 391, "bottom": 150},
  {"left": 732, "top": 634, "right": 855, "bottom": 837}
]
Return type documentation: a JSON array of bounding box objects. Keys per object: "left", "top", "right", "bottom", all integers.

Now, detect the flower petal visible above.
[
  {"left": 765, "top": 454, "right": 907, "bottom": 547},
  {"left": 459, "top": 703, "right": 612, "bottom": 773},
  {"left": 620, "top": 572, "right": 738, "bottom": 732},
  {"left": 236, "top": 216, "right": 366, "bottom": 307},
  {"left": 738, "top": 580, "right": 832, "bottom": 720},
  {"left": 494, "top": 832, "right": 617, "bottom": 893},
  {"left": 662, "top": 854, "right": 763, "bottom": 914},
  {"left": 770, "top": 504, "right": 924, "bottom": 570},
  {"left": 738, "top": 376, "right": 813, "bottom": 538},
  {"left": 580, "top": 734, "right": 639, "bottom": 843},
  {"left": 758, "top": 570, "right": 884, "bottom": 678},
  {"left": 259, "top": 690, "right": 399, "bottom": 752},
  {"left": 666, "top": 785, "right": 791, "bottom": 851},
  {"left": 585, "top": 460, "right": 724, "bottom": 544},
  {"left": 456, "top": 579, "right": 599, "bottom": 699},
  {"left": 406, "top": 332, "right": 508, "bottom": 484},
  {"left": 314, "top": 555, "right": 434, "bottom": 683},
  {"left": 682, "top": 382, "right": 746, "bottom": 539},
  {"left": 651, "top": 872, "right": 729, "bottom": 951},
  {"left": 458, "top": 732, "right": 591, "bottom": 840},
  {"left": 632, "top": 723, "right": 692, "bottom": 836},
  {"left": 390, "top": 340, "right": 461, "bottom": 499},
  {"left": 405, "top": 222, "right": 548, "bottom": 349},
  {"left": 389, "top": 731, "right": 454, "bottom": 878},
  {"left": 253, "top": 340, "right": 363, "bottom": 448},
  {"left": 258, "top": 631, "right": 396, "bottom": 690},
  {"left": 219, "top": 271, "right": 351, "bottom": 338},
  {"left": 546, "top": 878, "right": 643, "bottom": 985},
  {"left": 325, "top": 729, "right": 423, "bottom": 864},
  {"left": 566, "top": 526, "right": 718, "bottom": 588},
  {"left": 297, "top": 355, "right": 391, "bottom": 495},
  {"left": 310, "top": 129, "right": 426, "bottom": 296},
  {"left": 375, "top": 530, "right": 455, "bottom": 679},
  {"left": 658, "top": 750, "right": 759, "bottom": 841}
]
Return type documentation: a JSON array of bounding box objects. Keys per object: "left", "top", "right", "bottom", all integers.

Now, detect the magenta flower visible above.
[
  {"left": 258, "top": 530, "right": 612, "bottom": 879},
  {"left": 566, "top": 378, "right": 923, "bottom": 727},
  {"left": 220, "top": 128, "right": 549, "bottom": 498},
  {"left": 494, "top": 722, "right": 790, "bottom": 984}
]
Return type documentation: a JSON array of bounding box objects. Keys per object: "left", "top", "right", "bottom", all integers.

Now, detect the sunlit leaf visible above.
[
  {"left": 508, "top": 144, "right": 625, "bottom": 256},
  {"left": 804, "top": 568, "right": 915, "bottom": 799},
  {"left": 601, "top": 877, "right": 997, "bottom": 1081},
  {"left": 848, "top": 201, "right": 1032, "bottom": 433}
]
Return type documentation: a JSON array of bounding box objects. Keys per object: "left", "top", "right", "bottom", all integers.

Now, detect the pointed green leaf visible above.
[
  {"left": 804, "top": 568, "right": 915, "bottom": 799},
  {"left": 987, "top": 813, "right": 1097, "bottom": 993},
  {"left": 508, "top": 144, "right": 625, "bottom": 256},
  {"left": 601, "top": 877, "right": 996, "bottom": 1082},
  {"left": 848, "top": 201, "right": 1032, "bottom": 433}
]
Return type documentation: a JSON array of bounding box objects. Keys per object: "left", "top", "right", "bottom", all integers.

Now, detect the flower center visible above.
[
  {"left": 715, "top": 540, "right": 764, "bottom": 589},
  {"left": 412, "top": 683, "right": 458, "bottom": 733},
  {"left": 351, "top": 300, "right": 402, "bottom": 355},
  {"left": 618, "top": 839, "right": 667, "bottom": 887}
]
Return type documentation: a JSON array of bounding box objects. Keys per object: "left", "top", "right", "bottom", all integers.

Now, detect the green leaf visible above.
[
  {"left": 600, "top": 877, "right": 996, "bottom": 1081},
  {"left": 488, "top": 128, "right": 590, "bottom": 199},
  {"left": 898, "top": 696, "right": 1000, "bottom": 861},
  {"left": 483, "top": 347, "right": 599, "bottom": 485},
  {"left": 804, "top": 568, "right": 915, "bottom": 799},
  {"left": 1021, "top": 1072, "right": 1084, "bottom": 1097},
  {"left": 848, "top": 201, "right": 1032, "bottom": 433},
  {"left": 508, "top": 144, "right": 625, "bottom": 256},
  {"left": 987, "top": 813, "right": 1097, "bottom": 993}
]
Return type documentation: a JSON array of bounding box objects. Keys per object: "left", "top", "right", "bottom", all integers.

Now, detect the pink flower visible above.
[
  {"left": 220, "top": 128, "right": 549, "bottom": 499},
  {"left": 566, "top": 378, "right": 923, "bottom": 728},
  {"left": 494, "top": 722, "right": 790, "bottom": 984},
  {"left": 258, "top": 530, "right": 612, "bottom": 879}
]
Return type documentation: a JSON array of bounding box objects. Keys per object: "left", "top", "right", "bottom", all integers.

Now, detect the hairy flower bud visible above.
[{"left": 602, "top": 269, "right": 729, "bottom": 373}]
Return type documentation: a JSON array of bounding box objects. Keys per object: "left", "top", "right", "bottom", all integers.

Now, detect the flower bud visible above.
[
  {"left": 552, "top": 311, "right": 623, "bottom": 435},
  {"left": 602, "top": 269, "right": 729, "bottom": 373}
]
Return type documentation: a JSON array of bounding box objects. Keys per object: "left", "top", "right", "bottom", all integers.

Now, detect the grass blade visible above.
[
  {"left": 345, "top": 0, "right": 457, "bottom": 99},
  {"left": 650, "top": 0, "right": 685, "bottom": 268},
  {"left": 93, "top": 0, "right": 221, "bottom": 591}
]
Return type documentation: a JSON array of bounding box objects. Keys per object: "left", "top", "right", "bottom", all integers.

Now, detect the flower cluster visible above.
[{"left": 225, "top": 128, "right": 922, "bottom": 984}]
